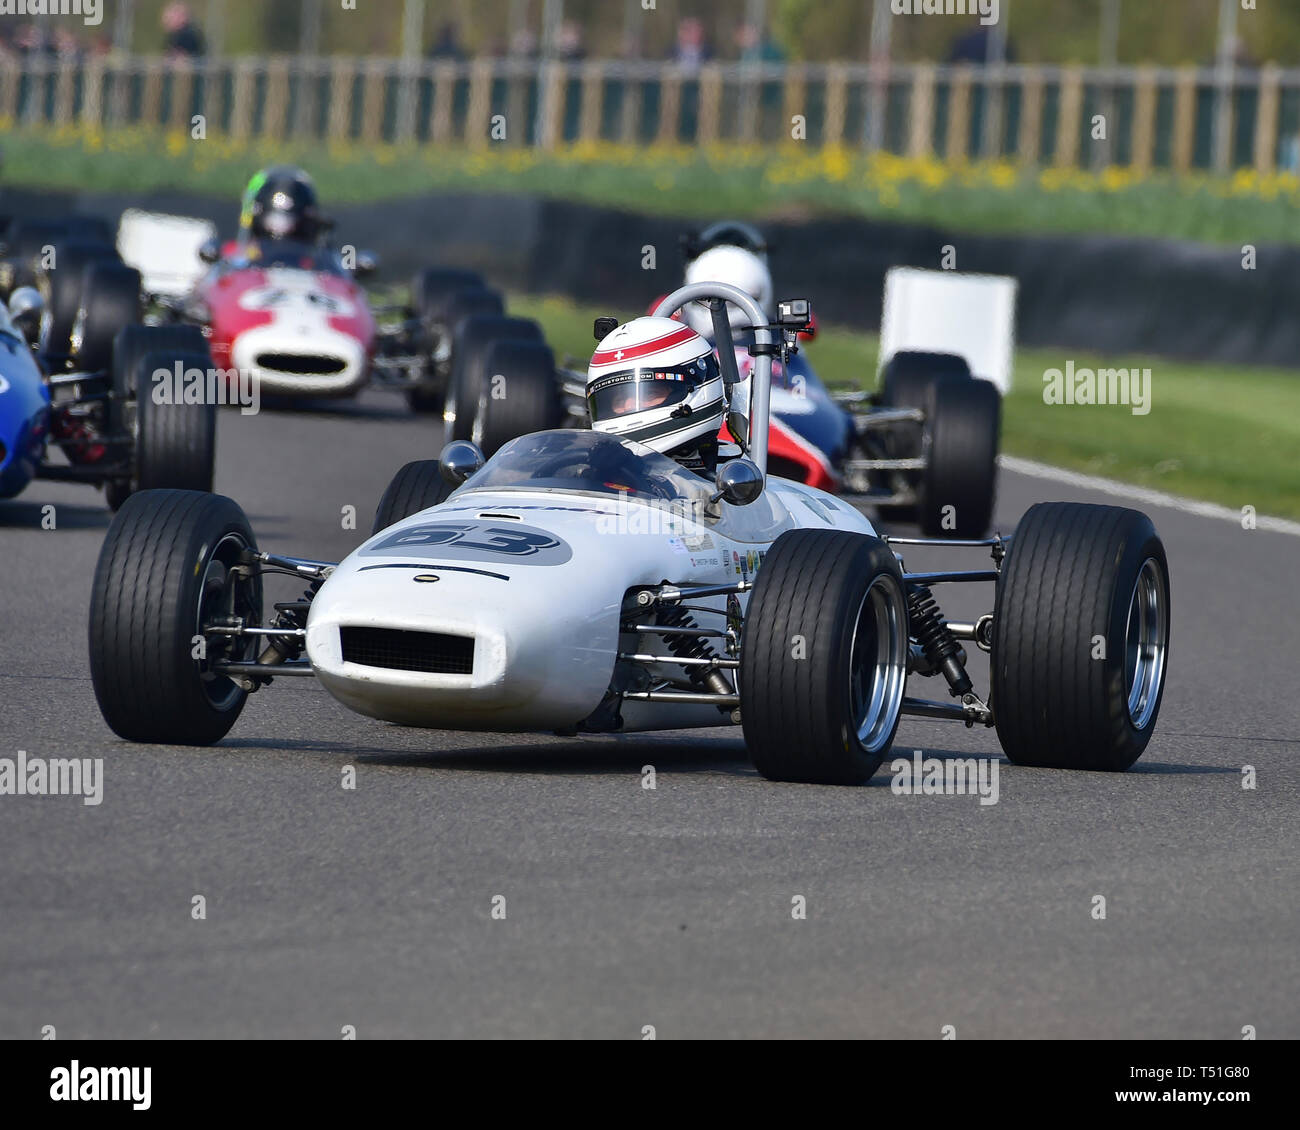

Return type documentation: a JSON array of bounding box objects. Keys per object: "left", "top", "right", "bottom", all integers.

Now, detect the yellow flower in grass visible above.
[
  {"left": 988, "top": 161, "right": 1018, "bottom": 189},
  {"left": 1101, "top": 165, "right": 1131, "bottom": 192}
]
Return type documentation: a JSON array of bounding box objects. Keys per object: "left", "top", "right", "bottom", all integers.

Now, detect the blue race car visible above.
[{"left": 0, "top": 216, "right": 217, "bottom": 511}]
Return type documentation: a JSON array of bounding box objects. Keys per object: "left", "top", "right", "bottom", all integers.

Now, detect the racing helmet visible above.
[
  {"left": 586, "top": 317, "right": 724, "bottom": 457},
  {"left": 681, "top": 220, "right": 769, "bottom": 264},
  {"left": 240, "top": 166, "right": 324, "bottom": 243},
  {"left": 682, "top": 244, "right": 774, "bottom": 340}
]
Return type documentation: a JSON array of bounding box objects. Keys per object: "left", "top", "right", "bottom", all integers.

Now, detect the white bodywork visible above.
[
  {"left": 305, "top": 282, "right": 858, "bottom": 736},
  {"left": 879, "top": 267, "right": 1017, "bottom": 393},
  {"left": 305, "top": 436, "right": 874, "bottom": 733}
]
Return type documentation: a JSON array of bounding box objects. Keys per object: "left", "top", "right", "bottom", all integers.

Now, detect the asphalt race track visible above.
[{"left": 1, "top": 391, "right": 1296, "bottom": 1039}]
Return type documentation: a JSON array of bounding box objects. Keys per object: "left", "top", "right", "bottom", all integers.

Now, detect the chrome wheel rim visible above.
[
  {"left": 848, "top": 574, "right": 908, "bottom": 752},
  {"left": 1124, "top": 557, "right": 1168, "bottom": 730},
  {"left": 195, "top": 531, "right": 256, "bottom": 710}
]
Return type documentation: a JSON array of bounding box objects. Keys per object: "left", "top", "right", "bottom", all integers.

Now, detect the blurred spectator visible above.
[
  {"left": 672, "top": 17, "right": 712, "bottom": 69},
  {"left": 14, "top": 21, "right": 56, "bottom": 57},
  {"left": 53, "top": 27, "right": 84, "bottom": 61},
  {"left": 162, "top": 3, "right": 206, "bottom": 59},
  {"left": 735, "top": 22, "right": 784, "bottom": 64},
  {"left": 510, "top": 28, "right": 539, "bottom": 58},
  {"left": 429, "top": 22, "right": 465, "bottom": 61},
  {"left": 556, "top": 20, "right": 586, "bottom": 62},
  {"left": 948, "top": 21, "right": 1015, "bottom": 64}
]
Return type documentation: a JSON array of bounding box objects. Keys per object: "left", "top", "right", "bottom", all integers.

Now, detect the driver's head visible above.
[
  {"left": 586, "top": 317, "right": 724, "bottom": 459},
  {"left": 240, "top": 166, "right": 324, "bottom": 244},
  {"left": 681, "top": 244, "right": 773, "bottom": 340}
]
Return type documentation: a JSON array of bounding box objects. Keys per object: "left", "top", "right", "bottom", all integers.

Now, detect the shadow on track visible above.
[{"left": 0, "top": 499, "right": 111, "bottom": 530}]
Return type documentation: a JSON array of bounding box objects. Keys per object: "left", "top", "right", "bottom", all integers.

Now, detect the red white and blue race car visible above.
[{"left": 668, "top": 222, "right": 1005, "bottom": 538}]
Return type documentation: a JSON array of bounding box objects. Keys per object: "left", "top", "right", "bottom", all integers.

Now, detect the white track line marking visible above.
[{"left": 999, "top": 455, "right": 1300, "bottom": 538}]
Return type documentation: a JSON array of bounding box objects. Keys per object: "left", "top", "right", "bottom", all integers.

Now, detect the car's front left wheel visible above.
[{"left": 89, "top": 490, "right": 263, "bottom": 745}]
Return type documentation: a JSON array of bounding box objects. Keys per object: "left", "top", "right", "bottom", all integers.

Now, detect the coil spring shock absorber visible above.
[
  {"left": 907, "top": 583, "right": 972, "bottom": 698},
  {"left": 257, "top": 579, "right": 320, "bottom": 666},
  {"left": 656, "top": 604, "right": 734, "bottom": 701}
]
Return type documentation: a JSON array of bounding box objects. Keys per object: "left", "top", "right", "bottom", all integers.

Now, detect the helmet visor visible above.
[
  {"left": 262, "top": 208, "right": 296, "bottom": 238},
  {"left": 587, "top": 370, "right": 698, "bottom": 425}
]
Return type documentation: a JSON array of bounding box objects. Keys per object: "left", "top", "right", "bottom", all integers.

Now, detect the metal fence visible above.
[{"left": 8, "top": 54, "right": 1300, "bottom": 173}]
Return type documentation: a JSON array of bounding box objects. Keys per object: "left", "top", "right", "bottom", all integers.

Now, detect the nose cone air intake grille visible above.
[
  {"left": 340, "top": 627, "right": 474, "bottom": 674},
  {"left": 256, "top": 352, "right": 347, "bottom": 375}
]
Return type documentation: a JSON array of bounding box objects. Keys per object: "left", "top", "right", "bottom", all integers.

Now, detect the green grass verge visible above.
[
  {"left": 509, "top": 293, "right": 1300, "bottom": 521},
  {"left": 8, "top": 127, "right": 1300, "bottom": 246}
]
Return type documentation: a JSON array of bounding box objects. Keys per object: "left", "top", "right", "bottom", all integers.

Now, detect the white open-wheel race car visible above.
[{"left": 87, "top": 283, "right": 1171, "bottom": 785}]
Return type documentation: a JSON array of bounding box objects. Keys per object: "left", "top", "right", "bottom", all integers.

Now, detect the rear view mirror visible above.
[
  {"left": 439, "top": 440, "right": 485, "bottom": 484},
  {"left": 713, "top": 458, "right": 764, "bottom": 506}
]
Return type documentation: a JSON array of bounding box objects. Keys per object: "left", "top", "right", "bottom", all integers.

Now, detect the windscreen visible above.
[{"left": 458, "top": 429, "right": 713, "bottom": 505}]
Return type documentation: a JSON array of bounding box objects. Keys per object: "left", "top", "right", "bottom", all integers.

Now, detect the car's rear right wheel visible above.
[
  {"left": 443, "top": 314, "right": 544, "bottom": 445},
  {"left": 372, "top": 460, "right": 458, "bottom": 534},
  {"left": 407, "top": 268, "right": 490, "bottom": 413},
  {"left": 472, "top": 339, "right": 563, "bottom": 456}
]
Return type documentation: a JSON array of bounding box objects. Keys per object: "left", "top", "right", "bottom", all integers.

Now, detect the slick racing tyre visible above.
[
  {"left": 407, "top": 268, "right": 489, "bottom": 413},
  {"left": 2, "top": 217, "right": 111, "bottom": 296},
  {"left": 412, "top": 267, "right": 487, "bottom": 328},
  {"left": 443, "top": 315, "right": 545, "bottom": 444},
  {"left": 109, "top": 323, "right": 210, "bottom": 437},
  {"left": 991, "top": 502, "right": 1170, "bottom": 771},
  {"left": 914, "top": 374, "right": 1000, "bottom": 538},
  {"left": 473, "top": 339, "right": 564, "bottom": 456},
  {"left": 89, "top": 490, "right": 263, "bottom": 745},
  {"left": 372, "top": 460, "right": 458, "bottom": 534},
  {"left": 70, "top": 261, "right": 142, "bottom": 373},
  {"left": 880, "top": 349, "right": 970, "bottom": 407},
  {"left": 38, "top": 239, "right": 120, "bottom": 358},
  {"left": 876, "top": 351, "right": 970, "bottom": 523},
  {"left": 740, "top": 529, "right": 909, "bottom": 785},
  {"left": 106, "top": 326, "right": 213, "bottom": 509},
  {"left": 133, "top": 349, "right": 218, "bottom": 494}
]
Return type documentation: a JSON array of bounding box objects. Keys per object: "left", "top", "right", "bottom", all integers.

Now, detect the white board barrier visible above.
[
  {"left": 878, "top": 267, "right": 1017, "bottom": 394},
  {"left": 116, "top": 209, "right": 217, "bottom": 299}
]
